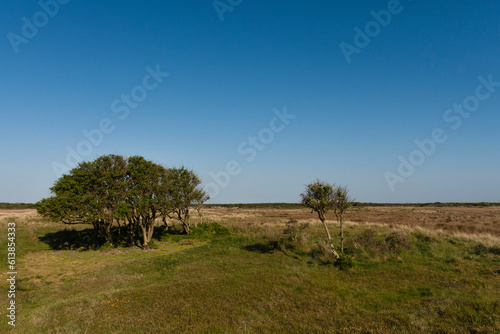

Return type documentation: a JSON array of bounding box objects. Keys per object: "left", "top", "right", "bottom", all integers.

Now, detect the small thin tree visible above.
[
  {"left": 300, "top": 180, "right": 340, "bottom": 259},
  {"left": 332, "top": 185, "right": 354, "bottom": 254}
]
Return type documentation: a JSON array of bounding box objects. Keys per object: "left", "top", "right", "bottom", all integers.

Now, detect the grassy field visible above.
[{"left": 1, "top": 206, "right": 499, "bottom": 333}]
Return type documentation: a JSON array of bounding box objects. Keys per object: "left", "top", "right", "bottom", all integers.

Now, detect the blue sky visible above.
[{"left": 1, "top": 0, "right": 499, "bottom": 204}]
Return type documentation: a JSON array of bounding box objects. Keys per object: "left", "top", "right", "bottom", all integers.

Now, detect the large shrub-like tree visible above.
[
  {"left": 37, "top": 155, "right": 128, "bottom": 243},
  {"left": 125, "top": 156, "right": 169, "bottom": 246},
  {"left": 36, "top": 155, "right": 208, "bottom": 247}
]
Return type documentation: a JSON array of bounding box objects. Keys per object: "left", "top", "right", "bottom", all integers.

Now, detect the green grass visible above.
[{"left": 1, "top": 216, "right": 499, "bottom": 333}]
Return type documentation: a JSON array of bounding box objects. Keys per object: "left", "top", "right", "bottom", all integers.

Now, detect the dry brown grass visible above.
[
  {"left": 191, "top": 205, "right": 500, "bottom": 251},
  {"left": 192, "top": 205, "right": 500, "bottom": 237},
  {"left": 0, "top": 209, "right": 38, "bottom": 220},
  {"left": 4, "top": 205, "right": 499, "bottom": 237},
  {"left": 346, "top": 206, "right": 500, "bottom": 236}
]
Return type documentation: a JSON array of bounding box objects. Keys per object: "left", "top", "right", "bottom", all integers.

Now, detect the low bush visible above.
[
  {"left": 279, "top": 218, "right": 310, "bottom": 253},
  {"left": 413, "top": 232, "right": 435, "bottom": 253},
  {"left": 471, "top": 243, "right": 500, "bottom": 256},
  {"left": 334, "top": 254, "right": 354, "bottom": 270},
  {"left": 191, "top": 222, "right": 230, "bottom": 237},
  {"left": 143, "top": 240, "right": 159, "bottom": 250},
  {"left": 345, "top": 229, "right": 387, "bottom": 255},
  {"left": 385, "top": 231, "right": 412, "bottom": 253}
]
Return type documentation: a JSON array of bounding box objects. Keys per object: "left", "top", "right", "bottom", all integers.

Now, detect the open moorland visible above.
[{"left": 1, "top": 205, "right": 499, "bottom": 333}]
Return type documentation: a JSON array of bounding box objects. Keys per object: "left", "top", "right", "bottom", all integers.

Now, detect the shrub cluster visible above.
[
  {"left": 345, "top": 229, "right": 415, "bottom": 255},
  {"left": 36, "top": 155, "right": 208, "bottom": 247},
  {"left": 191, "top": 222, "right": 230, "bottom": 237}
]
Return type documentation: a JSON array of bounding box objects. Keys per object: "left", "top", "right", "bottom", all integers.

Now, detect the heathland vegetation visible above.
[
  {"left": 1, "top": 205, "right": 499, "bottom": 333},
  {"left": 0, "top": 155, "right": 499, "bottom": 332}
]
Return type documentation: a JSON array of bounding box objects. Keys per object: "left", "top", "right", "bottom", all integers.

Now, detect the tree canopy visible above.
[
  {"left": 164, "top": 166, "right": 209, "bottom": 234},
  {"left": 36, "top": 155, "right": 209, "bottom": 246}
]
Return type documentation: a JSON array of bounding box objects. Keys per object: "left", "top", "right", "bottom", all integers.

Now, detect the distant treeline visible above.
[
  {"left": 354, "top": 202, "right": 500, "bottom": 208},
  {"left": 204, "top": 203, "right": 303, "bottom": 209},
  {"left": 2, "top": 202, "right": 499, "bottom": 211},
  {"left": 204, "top": 202, "right": 500, "bottom": 209},
  {"left": 0, "top": 203, "right": 36, "bottom": 209}
]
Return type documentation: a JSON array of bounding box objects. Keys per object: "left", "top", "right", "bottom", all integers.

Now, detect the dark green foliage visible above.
[
  {"left": 211, "top": 223, "right": 230, "bottom": 236},
  {"left": 490, "top": 247, "right": 500, "bottom": 255},
  {"left": 164, "top": 167, "right": 209, "bottom": 234},
  {"left": 334, "top": 254, "right": 354, "bottom": 270},
  {"left": 36, "top": 155, "right": 208, "bottom": 248},
  {"left": 191, "top": 222, "right": 230, "bottom": 237},
  {"left": 143, "top": 240, "right": 159, "bottom": 250},
  {"left": 309, "top": 242, "right": 356, "bottom": 268},
  {"left": 36, "top": 155, "right": 130, "bottom": 243},
  {"left": 413, "top": 232, "right": 435, "bottom": 254},
  {"left": 125, "top": 156, "right": 168, "bottom": 246},
  {"left": 300, "top": 180, "right": 336, "bottom": 223},
  {"left": 385, "top": 232, "right": 413, "bottom": 253},
  {"left": 0, "top": 203, "right": 36, "bottom": 209},
  {"left": 471, "top": 243, "right": 500, "bottom": 256}
]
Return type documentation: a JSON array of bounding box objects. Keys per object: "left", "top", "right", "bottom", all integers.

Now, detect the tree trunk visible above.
[
  {"left": 140, "top": 224, "right": 148, "bottom": 246},
  {"left": 320, "top": 217, "right": 340, "bottom": 259},
  {"left": 116, "top": 219, "right": 121, "bottom": 239},
  {"left": 147, "top": 222, "right": 154, "bottom": 243},
  {"left": 340, "top": 217, "right": 344, "bottom": 254},
  {"left": 92, "top": 221, "right": 101, "bottom": 238},
  {"left": 182, "top": 221, "right": 190, "bottom": 235},
  {"left": 128, "top": 221, "right": 135, "bottom": 246},
  {"left": 104, "top": 223, "right": 112, "bottom": 244},
  {"left": 178, "top": 209, "right": 190, "bottom": 234}
]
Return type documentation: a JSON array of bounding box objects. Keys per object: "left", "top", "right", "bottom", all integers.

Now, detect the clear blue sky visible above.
[{"left": 1, "top": 0, "right": 499, "bottom": 204}]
